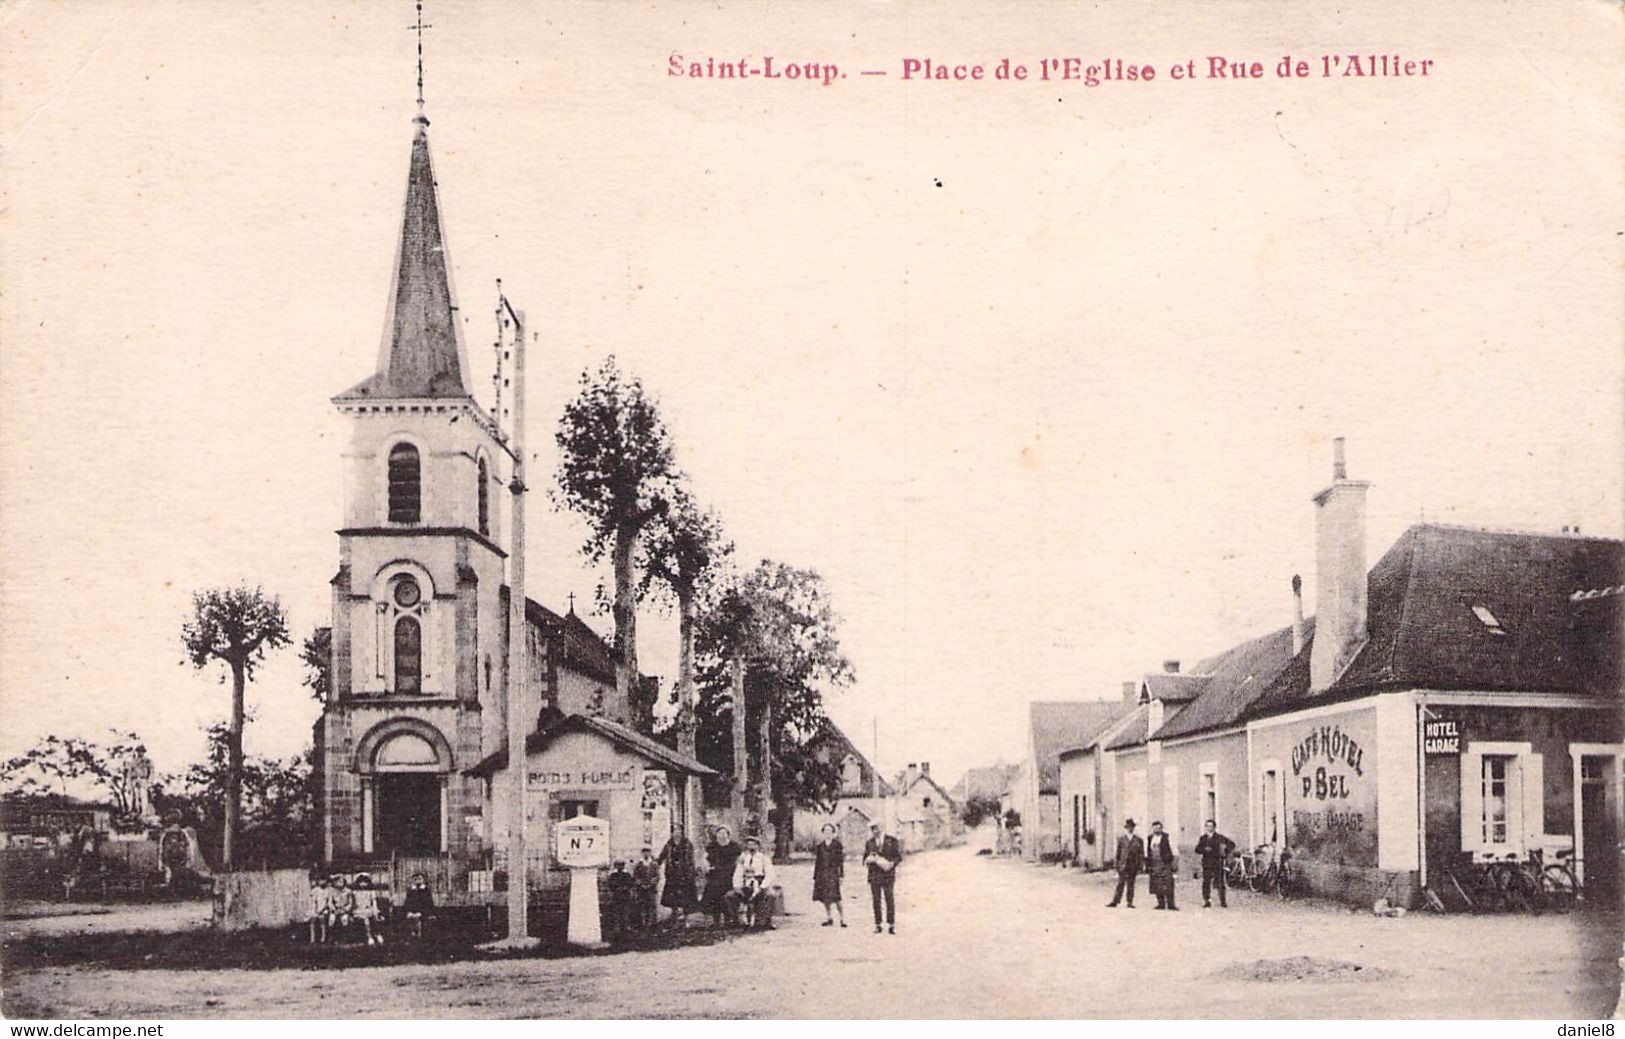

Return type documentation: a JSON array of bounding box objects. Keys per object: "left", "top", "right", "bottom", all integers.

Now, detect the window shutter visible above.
[
  {"left": 1520, "top": 753, "right": 1544, "bottom": 850},
  {"left": 1459, "top": 749, "right": 1482, "bottom": 854}
]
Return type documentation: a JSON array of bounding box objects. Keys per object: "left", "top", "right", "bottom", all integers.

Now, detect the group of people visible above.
[
  {"left": 1106, "top": 818, "right": 1236, "bottom": 911},
  {"left": 617, "top": 818, "right": 905, "bottom": 937},
  {"left": 306, "top": 871, "right": 435, "bottom": 944}
]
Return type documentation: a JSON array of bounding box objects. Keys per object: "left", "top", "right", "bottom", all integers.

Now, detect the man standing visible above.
[
  {"left": 725, "top": 835, "right": 777, "bottom": 929},
  {"left": 1146, "top": 820, "right": 1178, "bottom": 910},
  {"left": 1105, "top": 818, "right": 1144, "bottom": 908},
  {"left": 1194, "top": 820, "right": 1235, "bottom": 908},
  {"left": 863, "top": 820, "right": 902, "bottom": 934}
]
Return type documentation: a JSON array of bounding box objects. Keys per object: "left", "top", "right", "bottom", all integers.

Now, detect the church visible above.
[{"left": 310, "top": 89, "right": 711, "bottom": 885}]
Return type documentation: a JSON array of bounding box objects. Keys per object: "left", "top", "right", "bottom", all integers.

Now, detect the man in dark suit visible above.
[
  {"left": 863, "top": 821, "right": 903, "bottom": 934},
  {"left": 1146, "top": 820, "right": 1178, "bottom": 910},
  {"left": 1105, "top": 819, "right": 1144, "bottom": 908},
  {"left": 1194, "top": 819, "right": 1235, "bottom": 908}
]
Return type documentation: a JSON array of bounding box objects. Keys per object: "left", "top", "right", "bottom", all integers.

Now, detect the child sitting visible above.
[
  {"left": 307, "top": 872, "right": 332, "bottom": 944},
  {"left": 326, "top": 873, "right": 356, "bottom": 939},
  {"left": 352, "top": 873, "right": 382, "bottom": 946}
]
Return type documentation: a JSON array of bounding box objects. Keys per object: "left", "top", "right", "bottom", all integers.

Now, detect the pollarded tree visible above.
[
  {"left": 554, "top": 357, "right": 676, "bottom": 733},
  {"left": 300, "top": 627, "right": 332, "bottom": 702},
  {"left": 642, "top": 485, "right": 731, "bottom": 758},
  {"left": 180, "top": 585, "right": 290, "bottom": 869}
]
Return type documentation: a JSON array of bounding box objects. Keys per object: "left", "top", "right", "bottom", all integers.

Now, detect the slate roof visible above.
[
  {"left": 526, "top": 600, "right": 619, "bottom": 684},
  {"left": 1030, "top": 700, "right": 1126, "bottom": 792},
  {"left": 336, "top": 117, "right": 469, "bottom": 402},
  {"left": 466, "top": 712, "right": 716, "bottom": 777},
  {"left": 1247, "top": 525, "right": 1625, "bottom": 717}
]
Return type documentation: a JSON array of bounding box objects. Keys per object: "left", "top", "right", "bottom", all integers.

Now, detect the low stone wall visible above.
[{"left": 212, "top": 868, "right": 310, "bottom": 930}]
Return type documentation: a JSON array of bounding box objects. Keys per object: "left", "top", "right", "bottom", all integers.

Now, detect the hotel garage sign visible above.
[{"left": 1424, "top": 718, "right": 1460, "bottom": 755}]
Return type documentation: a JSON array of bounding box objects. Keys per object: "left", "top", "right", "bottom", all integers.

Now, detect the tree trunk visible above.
[
  {"left": 729, "top": 656, "right": 747, "bottom": 835},
  {"left": 612, "top": 524, "right": 644, "bottom": 731},
  {"left": 756, "top": 687, "right": 773, "bottom": 850},
  {"left": 675, "top": 590, "right": 696, "bottom": 758},
  {"left": 224, "top": 658, "right": 246, "bottom": 870}
]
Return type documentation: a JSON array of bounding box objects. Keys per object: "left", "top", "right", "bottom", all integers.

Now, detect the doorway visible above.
[
  {"left": 375, "top": 773, "right": 442, "bottom": 855},
  {"left": 1580, "top": 755, "right": 1619, "bottom": 902}
]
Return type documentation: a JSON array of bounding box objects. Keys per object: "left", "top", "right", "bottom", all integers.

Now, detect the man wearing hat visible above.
[
  {"left": 724, "top": 834, "right": 777, "bottom": 929},
  {"left": 1105, "top": 818, "right": 1144, "bottom": 908},
  {"left": 863, "top": 820, "right": 903, "bottom": 934}
]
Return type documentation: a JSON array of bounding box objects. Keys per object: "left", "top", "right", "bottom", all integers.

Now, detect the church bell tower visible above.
[{"left": 315, "top": 91, "right": 513, "bottom": 864}]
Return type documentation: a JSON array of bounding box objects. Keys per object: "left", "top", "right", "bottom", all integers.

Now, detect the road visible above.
[{"left": 5, "top": 837, "right": 1620, "bottom": 1018}]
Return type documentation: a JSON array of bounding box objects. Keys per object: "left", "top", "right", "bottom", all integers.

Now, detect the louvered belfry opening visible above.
[{"left": 388, "top": 442, "right": 422, "bottom": 523}]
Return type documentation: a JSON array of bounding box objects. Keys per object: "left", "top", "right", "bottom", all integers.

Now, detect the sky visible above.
[{"left": 2, "top": 1, "right": 1621, "bottom": 792}]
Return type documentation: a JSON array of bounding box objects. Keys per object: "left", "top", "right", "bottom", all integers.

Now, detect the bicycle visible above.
[
  {"left": 1485, "top": 852, "right": 1545, "bottom": 913},
  {"left": 1225, "top": 848, "right": 1257, "bottom": 890},
  {"left": 1540, "top": 849, "right": 1582, "bottom": 912}
]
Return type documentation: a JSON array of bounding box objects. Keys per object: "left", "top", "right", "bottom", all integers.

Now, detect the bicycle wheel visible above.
[{"left": 1541, "top": 865, "right": 1577, "bottom": 912}]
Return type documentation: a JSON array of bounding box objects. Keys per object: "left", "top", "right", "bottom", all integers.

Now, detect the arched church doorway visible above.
[{"left": 368, "top": 730, "right": 446, "bottom": 856}]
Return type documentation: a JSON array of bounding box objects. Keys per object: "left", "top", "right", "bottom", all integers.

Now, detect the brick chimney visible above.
[
  {"left": 1309, "top": 437, "right": 1371, "bottom": 693},
  {"left": 920, "top": 761, "right": 931, "bottom": 777},
  {"left": 1162, "top": 659, "right": 1180, "bottom": 674}
]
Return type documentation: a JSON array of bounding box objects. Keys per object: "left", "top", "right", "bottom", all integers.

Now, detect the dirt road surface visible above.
[{"left": 4, "top": 839, "right": 1619, "bottom": 1018}]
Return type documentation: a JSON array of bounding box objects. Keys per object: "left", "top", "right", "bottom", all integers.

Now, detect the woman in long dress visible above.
[
  {"left": 658, "top": 831, "right": 698, "bottom": 927},
  {"left": 812, "top": 822, "right": 846, "bottom": 927},
  {"left": 702, "top": 825, "right": 742, "bottom": 927}
]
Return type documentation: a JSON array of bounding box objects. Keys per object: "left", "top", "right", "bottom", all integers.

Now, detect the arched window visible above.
[
  {"left": 394, "top": 616, "right": 422, "bottom": 694},
  {"left": 477, "top": 456, "right": 490, "bottom": 535},
  {"left": 388, "top": 443, "right": 421, "bottom": 523}
]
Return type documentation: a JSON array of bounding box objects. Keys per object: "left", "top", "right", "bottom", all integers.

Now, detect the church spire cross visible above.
[{"left": 407, "top": 2, "right": 433, "bottom": 111}]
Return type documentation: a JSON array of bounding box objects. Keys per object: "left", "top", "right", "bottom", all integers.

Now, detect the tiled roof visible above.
[
  {"left": 1143, "top": 672, "right": 1209, "bottom": 704},
  {"left": 950, "top": 765, "right": 1017, "bottom": 801},
  {"left": 1030, "top": 701, "right": 1125, "bottom": 793},
  {"left": 1103, "top": 704, "right": 1151, "bottom": 751},
  {"left": 1247, "top": 525, "right": 1624, "bottom": 717},
  {"left": 1148, "top": 621, "right": 1308, "bottom": 741},
  {"left": 466, "top": 713, "right": 716, "bottom": 777},
  {"left": 809, "top": 721, "right": 894, "bottom": 797},
  {"left": 336, "top": 119, "right": 468, "bottom": 402}
]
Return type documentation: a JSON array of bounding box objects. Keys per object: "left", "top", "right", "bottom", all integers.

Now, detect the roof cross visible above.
[
  {"left": 407, "top": 2, "right": 433, "bottom": 109},
  {"left": 567, "top": 591, "right": 577, "bottom": 614}
]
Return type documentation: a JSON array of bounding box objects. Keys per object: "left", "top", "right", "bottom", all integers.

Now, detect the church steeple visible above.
[{"left": 335, "top": 7, "right": 470, "bottom": 404}]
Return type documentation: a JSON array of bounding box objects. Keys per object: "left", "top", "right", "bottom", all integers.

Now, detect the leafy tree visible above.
[
  {"left": 554, "top": 357, "right": 676, "bottom": 734},
  {"left": 180, "top": 585, "right": 290, "bottom": 868},
  {"left": 696, "top": 561, "right": 853, "bottom": 859},
  {"left": 152, "top": 718, "right": 315, "bottom": 869},
  {"left": 642, "top": 486, "right": 730, "bottom": 758},
  {"left": 961, "top": 794, "right": 1002, "bottom": 828},
  {"left": 300, "top": 627, "right": 332, "bottom": 702},
  {"left": 1, "top": 731, "right": 152, "bottom": 823}
]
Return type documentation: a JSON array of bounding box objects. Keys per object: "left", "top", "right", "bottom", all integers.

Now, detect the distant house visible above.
[
  {"left": 891, "top": 763, "right": 961, "bottom": 851},
  {"left": 949, "top": 764, "right": 1018, "bottom": 806},
  {"left": 1097, "top": 441, "right": 1624, "bottom": 907},
  {"left": 792, "top": 721, "right": 895, "bottom": 852},
  {"left": 1057, "top": 692, "right": 1142, "bottom": 868},
  {"left": 1013, "top": 701, "right": 1127, "bottom": 860}
]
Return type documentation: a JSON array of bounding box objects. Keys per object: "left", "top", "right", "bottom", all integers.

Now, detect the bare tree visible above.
[{"left": 180, "top": 585, "right": 290, "bottom": 869}]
